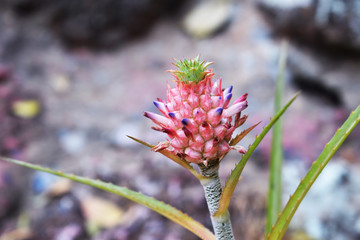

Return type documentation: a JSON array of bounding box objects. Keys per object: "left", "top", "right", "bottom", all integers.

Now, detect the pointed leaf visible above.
[
  {"left": 266, "top": 41, "right": 287, "bottom": 235},
  {"left": 215, "top": 93, "right": 299, "bottom": 217},
  {"left": 268, "top": 105, "right": 360, "bottom": 240},
  {"left": 127, "top": 135, "right": 155, "bottom": 148},
  {"left": 127, "top": 135, "right": 204, "bottom": 180},
  {"left": 229, "top": 122, "right": 261, "bottom": 146},
  {"left": 0, "top": 157, "right": 216, "bottom": 240}
]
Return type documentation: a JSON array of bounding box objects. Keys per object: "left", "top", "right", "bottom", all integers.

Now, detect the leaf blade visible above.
[
  {"left": 229, "top": 122, "right": 261, "bottom": 146},
  {"left": 268, "top": 105, "right": 360, "bottom": 240},
  {"left": 266, "top": 41, "right": 287, "bottom": 234},
  {"left": 0, "top": 156, "right": 216, "bottom": 240},
  {"left": 127, "top": 135, "right": 204, "bottom": 180},
  {"left": 215, "top": 92, "right": 299, "bottom": 217}
]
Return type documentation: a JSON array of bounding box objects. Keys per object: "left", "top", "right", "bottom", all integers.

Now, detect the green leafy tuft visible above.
[{"left": 169, "top": 56, "right": 213, "bottom": 83}]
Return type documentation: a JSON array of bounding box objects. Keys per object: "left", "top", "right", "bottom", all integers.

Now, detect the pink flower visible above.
[{"left": 145, "top": 57, "right": 248, "bottom": 165}]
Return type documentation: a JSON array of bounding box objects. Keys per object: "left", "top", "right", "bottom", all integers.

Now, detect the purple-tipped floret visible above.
[
  {"left": 223, "top": 101, "right": 247, "bottom": 118},
  {"left": 153, "top": 101, "right": 160, "bottom": 108},
  {"left": 144, "top": 111, "right": 171, "bottom": 126},
  {"left": 153, "top": 101, "right": 167, "bottom": 113},
  {"left": 225, "top": 93, "right": 232, "bottom": 101},
  {"left": 181, "top": 118, "right": 189, "bottom": 125},
  {"left": 223, "top": 93, "right": 232, "bottom": 108},
  {"left": 215, "top": 107, "right": 223, "bottom": 115},
  {"left": 223, "top": 85, "right": 233, "bottom": 95}
]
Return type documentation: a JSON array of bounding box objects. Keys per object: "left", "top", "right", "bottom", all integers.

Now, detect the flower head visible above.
[{"left": 145, "top": 57, "right": 248, "bottom": 165}]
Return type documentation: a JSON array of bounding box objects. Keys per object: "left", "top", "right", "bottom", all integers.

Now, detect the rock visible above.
[
  {"left": 54, "top": 224, "right": 85, "bottom": 240},
  {"left": 111, "top": 121, "right": 142, "bottom": 147},
  {"left": 287, "top": 46, "right": 360, "bottom": 110},
  {"left": 258, "top": 0, "right": 360, "bottom": 55},
  {"left": 92, "top": 206, "right": 152, "bottom": 240},
  {"left": 50, "top": 74, "right": 70, "bottom": 94},
  {"left": 47, "top": 179, "right": 72, "bottom": 197},
  {"left": 0, "top": 228, "right": 32, "bottom": 240},
  {"left": 32, "top": 172, "right": 60, "bottom": 194},
  {"left": 0, "top": 166, "right": 21, "bottom": 220},
  {"left": 0, "top": 64, "right": 16, "bottom": 99},
  {"left": 0, "top": 64, "right": 41, "bottom": 157},
  {"left": 58, "top": 130, "right": 86, "bottom": 155},
  {"left": 81, "top": 196, "right": 124, "bottom": 230},
  {"left": 30, "top": 193, "right": 88, "bottom": 240},
  {"left": 182, "top": 0, "right": 234, "bottom": 39},
  {"left": 32, "top": 171, "right": 72, "bottom": 196},
  {"left": 0, "top": 64, "right": 12, "bottom": 83},
  {"left": 283, "top": 160, "right": 360, "bottom": 239},
  {"left": 11, "top": 99, "right": 41, "bottom": 119},
  {"left": 4, "top": 0, "right": 188, "bottom": 49}
]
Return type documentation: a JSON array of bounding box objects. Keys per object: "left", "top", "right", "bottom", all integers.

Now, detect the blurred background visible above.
[{"left": 0, "top": 0, "right": 360, "bottom": 239}]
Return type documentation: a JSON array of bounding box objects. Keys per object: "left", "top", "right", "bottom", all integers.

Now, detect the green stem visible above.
[{"left": 199, "top": 164, "right": 234, "bottom": 240}]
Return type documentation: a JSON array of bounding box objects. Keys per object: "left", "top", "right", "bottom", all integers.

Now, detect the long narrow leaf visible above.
[
  {"left": 0, "top": 156, "right": 216, "bottom": 240},
  {"left": 127, "top": 135, "right": 204, "bottom": 180},
  {"left": 229, "top": 122, "right": 261, "bottom": 146},
  {"left": 266, "top": 41, "right": 288, "bottom": 234},
  {"left": 215, "top": 93, "right": 299, "bottom": 217},
  {"left": 268, "top": 105, "right": 360, "bottom": 240}
]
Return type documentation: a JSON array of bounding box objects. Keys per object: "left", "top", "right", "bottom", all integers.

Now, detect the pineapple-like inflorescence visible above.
[{"left": 144, "top": 57, "right": 248, "bottom": 165}]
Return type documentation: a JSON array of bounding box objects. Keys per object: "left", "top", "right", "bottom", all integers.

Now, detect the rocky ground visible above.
[{"left": 0, "top": 0, "right": 360, "bottom": 239}]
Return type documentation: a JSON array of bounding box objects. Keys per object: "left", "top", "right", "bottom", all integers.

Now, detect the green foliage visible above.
[
  {"left": 267, "top": 105, "right": 360, "bottom": 240},
  {"left": 266, "top": 41, "right": 288, "bottom": 234},
  {"left": 0, "top": 157, "right": 216, "bottom": 240},
  {"left": 229, "top": 122, "right": 261, "bottom": 146},
  {"left": 169, "top": 56, "right": 213, "bottom": 83},
  {"left": 215, "top": 92, "right": 300, "bottom": 217}
]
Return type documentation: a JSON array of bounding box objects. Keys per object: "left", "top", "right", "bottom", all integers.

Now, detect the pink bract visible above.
[{"left": 145, "top": 58, "right": 248, "bottom": 165}]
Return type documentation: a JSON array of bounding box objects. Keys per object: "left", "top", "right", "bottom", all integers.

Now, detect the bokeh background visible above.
[{"left": 1, "top": 0, "right": 360, "bottom": 239}]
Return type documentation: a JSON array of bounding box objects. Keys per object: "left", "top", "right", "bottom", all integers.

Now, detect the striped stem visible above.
[{"left": 199, "top": 164, "right": 234, "bottom": 240}]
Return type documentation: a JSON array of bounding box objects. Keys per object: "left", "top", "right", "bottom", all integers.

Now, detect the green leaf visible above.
[
  {"left": 127, "top": 135, "right": 205, "bottom": 180},
  {"left": 267, "top": 105, "right": 360, "bottom": 240},
  {"left": 215, "top": 92, "right": 299, "bottom": 218},
  {"left": 0, "top": 156, "right": 216, "bottom": 240},
  {"left": 266, "top": 41, "right": 288, "bottom": 234},
  {"left": 229, "top": 121, "right": 261, "bottom": 146}
]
